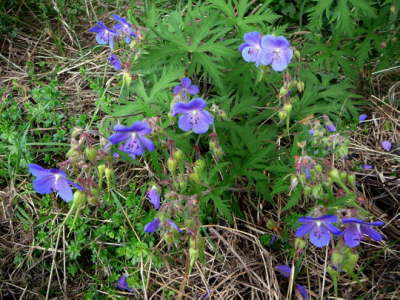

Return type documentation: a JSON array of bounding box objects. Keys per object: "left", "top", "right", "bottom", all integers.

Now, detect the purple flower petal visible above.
[
  {"left": 309, "top": 224, "right": 331, "bottom": 247},
  {"left": 186, "top": 84, "right": 199, "bottom": 95},
  {"left": 116, "top": 275, "right": 135, "bottom": 292},
  {"left": 192, "top": 110, "right": 214, "bottom": 134},
  {"left": 32, "top": 176, "right": 54, "bottom": 194},
  {"left": 28, "top": 164, "right": 49, "bottom": 177},
  {"left": 325, "top": 124, "right": 336, "bottom": 132},
  {"left": 323, "top": 222, "right": 342, "bottom": 235},
  {"left": 362, "top": 164, "right": 373, "bottom": 170},
  {"left": 343, "top": 224, "right": 362, "bottom": 248},
  {"left": 244, "top": 32, "right": 263, "bottom": 45},
  {"left": 308, "top": 129, "right": 315, "bottom": 136},
  {"left": 147, "top": 187, "right": 160, "bottom": 210},
  {"left": 295, "top": 284, "right": 308, "bottom": 300},
  {"left": 167, "top": 219, "right": 182, "bottom": 232},
  {"left": 359, "top": 114, "right": 368, "bottom": 122},
  {"left": 144, "top": 218, "right": 161, "bottom": 233},
  {"left": 55, "top": 177, "right": 74, "bottom": 202},
  {"left": 381, "top": 140, "right": 392, "bottom": 151},
  {"left": 260, "top": 35, "right": 293, "bottom": 71},
  {"left": 108, "top": 54, "right": 122, "bottom": 71},
  {"left": 178, "top": 114, "right": 193, "bottom": 132},
  {"left": 295, "top": 223, "right": 314, "bottom": 237},
  {"left": 275, "top": 265, "right": 292, "bottom": 278},
  {"left": 361, "top": 225, "right": 383, "bottom": 242},
  {"left": 181, "top": 77, "right": 192, "bottom": 88}
]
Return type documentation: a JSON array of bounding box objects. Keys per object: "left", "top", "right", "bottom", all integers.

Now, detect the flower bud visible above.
[
  {"left": 189, "top": 172, "right": 201, "bottom": 184},
  {"left": 173, "top": 149, "right": 184, "bottom": 162},
  {"left": 279, "top": 86, "right": 289, "bottom": 97},
  {"left": 329, "top": 168, "right": 340, "bottom": 182},
  {"left": 297, "top": 81, "right": 305, "bottom": 93},
  {"left": 194, "top": 159, "right": 206, "bottom": 173},
  {"left": 189, "top": 244, "right": 199, "bottom": 269},
  {"left": 390, "top": 5, "right": 396, "bottom": 13},
  {"left": 283, "top": 103, "right": 292, "bottom": 114},
  {"left": 85, "top": 147, "right": 97, "bottom": 163},
  {"left": 294, "top": 49, "right": 301, "bottom": 59},
  {"left": 294, "top": 238, "right": 306, "bottom": 250},
  {"left": 314, "top": 164, "right": 322, "bottom": 173},
  {"left": 66, "top": 148, "right": 80, "bottom": 162},
  {"left": 122, "top": 71, "right": 132, "bottom": 88},
  {"left": 347, "top": 174, "right": 356, "bottom": 186},
  {"left": 73, "top": 190, "right": 86, "bottom": 207},
  {"left": 105, "top": 167, "right": 113, "bottom": 191},
  {"left": 167, "top": 157, "right": 177, "bottom": 175},
  {"left": 278, "top": 110, "right": 287, "bottom": 121},
  {"left": 340, "top": 171, "right": 347, "bottom": 182},
  {"left": 98, "top": 164, "right": 106, "bottom": 177}
]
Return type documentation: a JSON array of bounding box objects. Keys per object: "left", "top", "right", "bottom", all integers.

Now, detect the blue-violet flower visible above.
[
  {"left": 172, "top": 98, "right": 214, "bottom": 134},
  {"left": 89, "top": 22, "right": 117, "bottom": 49},
  {"left": 295, "top": 215, "right": 341, "bottom": 247},
  {"left": 112, "top": 14, "right": 136, "bottom": 43},
  {"left": 260, "top": 35, "right": 293, "bottom": 71},
  {"left": 108, "top": 121, "right": 155, "bottom": 159},
  {"left": 147, "top": 186, "right": 160, "bottom": 210},
  {"left": 28, "top": 164, "right": 83, "bottom": 202},
  {"left": 359, "top": 114, "right": 368, "bottom": 122},
  {"left": 108, "top": 54, "right": 122, "bottom": 71},
  {"left": 342, "top": 218, "right": 384, "bottom": 248},
  {"left": 239, "top": 32, "right": 264, "bottom": 67},
  {"left": 173, "top": 77, "right": 199, "bottom": 99},
  {"left": 116, "top": 275, "right": 135, "bottom": 292},
  {"left": 381, "top": 140, "right": 392, "bottom": 151}
]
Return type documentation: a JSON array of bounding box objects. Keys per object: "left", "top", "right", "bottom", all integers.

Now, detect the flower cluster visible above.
[
  {"left": 89, "top": 15, "right": 138, "bottom": 71},
  {"left": 143, "top": 186, "right": 182, "bottom": 234},
  {"left": 295, "top": 214, "right": 384, "bottom": 248},
  {"left": 239, "top": 32, "right": 293, "bottom": 71}
]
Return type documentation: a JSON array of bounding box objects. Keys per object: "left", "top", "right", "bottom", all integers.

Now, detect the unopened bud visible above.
[
  {"left": 85, "top": 147, "right": 97, "bottom": 163},
  {"left": 167, "top": 157, "right": 177, "bottom": 175},
  {"left": 347, "top": 174, "right": 356, "bottom": 186},
  {"left": 194, "top": 159, "right": 206, "bottom": 172},
  {"left": 189, "top": 172, "right": 201, "bottom": 184},
  {"left": 73, "top": 190, "right": 86, "bottom": 207},
  {"left": 315, "top": 164, "right": 322, "bottom": 173},
  {"left": 105, "top": 167, "right": 113, "bottom": 191},
  {"left": 294, "top": 49, "right": 301, "bottom": 59},
  {"left": 173, "top": 149, "right": 184, "bottom": 162},
  {"left": 122, "top": 71, "right": 132, "bottom": 87},
  {"left": 390, "top": 5, "right": 396, "bottom": 13},
  {"left": 66, "top": 149, "right": 80, "bottom": 162},
  {"left": 98, "top": 164, "right": 106, "bottom": 177},
  {"left": 297, "top": 81, "right": 305, "bottom": 93},
  {"left": 294, "top": 238, "right": 306, "bottom": 250},
  {"left": 279, "top": 86, "right": 289, "bottom": 97},
  {"left": 329, "top": 168, "right": 340, "bottom": 182},
  {"left": 278, "top": 110, "right": 287, "bottom": 121},
  {"left": 283, "top": 103, "right": 292, "bottom": 114}
]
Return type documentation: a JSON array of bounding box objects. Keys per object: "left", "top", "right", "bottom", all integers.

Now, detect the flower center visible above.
[
  {"left": 190, "top": 110, "right": 199, "bottom": 125},
  {"left": 272, "top": 48, "right": 281, "bottom": 59}
]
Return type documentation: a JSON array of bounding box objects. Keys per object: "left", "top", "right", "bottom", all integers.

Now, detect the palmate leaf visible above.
[{"left": 307, "top": 0, "right": 333, "bottom": 30}]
